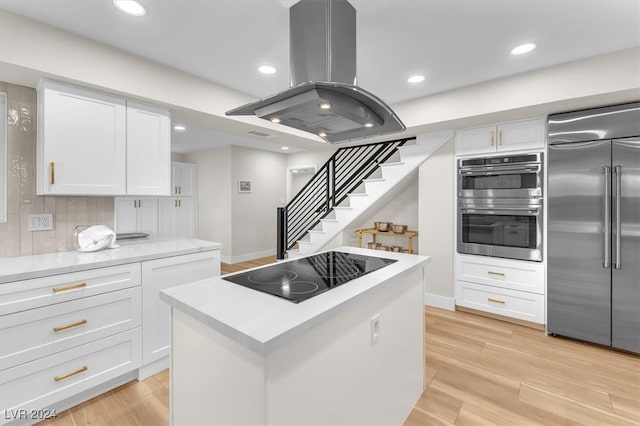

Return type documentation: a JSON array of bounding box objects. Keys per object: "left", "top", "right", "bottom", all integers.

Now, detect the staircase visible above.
[{"left": 277, "top": 130, "right": 453, "bottom": 259}]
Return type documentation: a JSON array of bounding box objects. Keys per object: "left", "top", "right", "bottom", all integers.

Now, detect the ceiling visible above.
[{"left": 1, "top": 0, "right": 639, "bottom": 152}]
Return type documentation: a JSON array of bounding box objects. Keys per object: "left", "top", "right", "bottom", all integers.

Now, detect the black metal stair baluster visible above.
[{"left": 278, "top": 137, "right": 415, "bottom": 257}]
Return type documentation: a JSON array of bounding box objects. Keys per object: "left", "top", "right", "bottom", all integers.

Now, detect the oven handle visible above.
[
  {"left": 460, "top": 206, "right": 541, "bottom": 215},
  {"left": 459, "top": 166, "right": 540, "bottom": 175}
]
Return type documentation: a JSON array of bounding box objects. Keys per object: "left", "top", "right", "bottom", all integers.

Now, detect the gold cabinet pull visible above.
[
  {"left": 52, "top": 282, "right": 87, "bottom": 293},
  {"left": 499, "top": 130, "right": 503, "bottom": 145},
  {"left": 174, "top": 186, "right": 178, "bottom": 194},
  {"left": 53, "top": 319, "right": 88, "bottom": 333},
  {"left": 488, "top": 298, "right": 506, "bottom": 304},
  {"left": 178, "top": 186, "right": 181, "bottom": 194},
  {"left": 490, "top": 130, "right": 495, "bottom": 146},
  {"left": 178, "top": 199, "right": 181, "bottom": 207},
  {"left": 487, "top": 271, "right": 505, "bottom": 276},
  {"left": 50, "top": 162, "right": 55, "bottom": 184},
  {"left": 54, "top": 366, "right": 88, "bottom": 382}
]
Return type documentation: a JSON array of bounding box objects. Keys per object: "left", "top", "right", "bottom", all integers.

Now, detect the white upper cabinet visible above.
[
  {"left": 114, "top": 197, "right": 158, "bottom": 238},
  {"left": 127, "top": 102, "right": 171, "bottom": 196},
  {"left": 171, "top": 162, "right": 196, "bottom": 197},
  {"left": 37, "top": 80, "right": 171, "bottom": 196},
  {"left": 456, "top": 118, "right": 545, "bottom": 156},
  {"left": 37, "top": 80, "right": 127, "bottom": 195}
]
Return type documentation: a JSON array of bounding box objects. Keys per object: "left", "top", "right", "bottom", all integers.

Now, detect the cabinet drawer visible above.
[
  {"left": 456, "top": 281, "right": 544, "bottom": 324},
  {"left": 0, "top": 328, "right": 141, "bottom": 425},
  {"left": 1, "top": 287, "right": 141, "bottom": 370},
  {"left": 456, "top": 255, "right": 544, "bottom": 294},
  {"left": 0, "top": 263, "right": 141, "bottom": 315}
]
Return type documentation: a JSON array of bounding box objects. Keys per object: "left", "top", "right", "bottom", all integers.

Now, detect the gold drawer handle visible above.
[
  {"left": 490, "top": 131, "right": 495, "bottom": 146},
  {"left": 53, "top": 319, "right": 88, "bottom": 333},
  {"left": 487, "top": 271, "right": 505, "bottom": 276},
  {"left": 488, "top": 298, "right": 506, "bottom": 304},
  {"left": 54, "top": 366, "right": 88, "bottom": 382},
  {"left": 50, "top": 162, "right": 55, "bottom": 184},
  {"left": 499, "top": 130, "right": 503, "bottom": 145},
  {"left": 52, "top": 282, "right": 87, "bottom": 293}
]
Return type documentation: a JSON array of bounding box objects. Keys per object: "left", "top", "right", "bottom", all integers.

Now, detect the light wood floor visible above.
[{"left": 39, "top": 256, "right": 639, "bottom": 425}]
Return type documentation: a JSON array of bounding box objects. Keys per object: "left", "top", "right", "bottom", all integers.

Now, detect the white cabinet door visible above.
[
  {"left": 141, "top": 251, "right": 220, "bottom": 368},
  {"left": 177, "top": 198, "right": 195, "bottom": 238},
  {"left": 497, "top": 119, "right": 546, "bottom": 152},
  {"left": 114, "top": 197, "right": 157, "bottom": 238},
  {"left": 158, "top": 197, "right": 178, "bottom": 237},
  {"left": 37, "top": 80, "right": 126, "bottom": 195},
  {"left": 126, "top": 102, "right": 171, "bottom": 196},
  {"left": 158, "top": 197, "right": 195, "bottom": 238},
  {"left": 172, "top": 162, "right": 197, "bottom": 197},
  {"left": 455, "top": 126, "right": 496, "bottom": 156}
]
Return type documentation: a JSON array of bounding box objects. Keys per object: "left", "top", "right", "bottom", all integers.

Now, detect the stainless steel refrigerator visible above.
[{"left": 547, "top": 102, "right": 640, "bottom": 353}]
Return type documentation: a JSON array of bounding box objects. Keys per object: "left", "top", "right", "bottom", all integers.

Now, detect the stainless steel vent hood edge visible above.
[{"left": 225, "top": 0, "right": 405, "bottom": 144}]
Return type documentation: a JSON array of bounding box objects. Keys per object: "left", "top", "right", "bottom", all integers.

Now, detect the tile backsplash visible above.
[{"left": 0, "top": 82, "right": 114, "bottom": 258}]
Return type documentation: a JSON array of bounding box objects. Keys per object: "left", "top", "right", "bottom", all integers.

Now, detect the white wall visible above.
[
  {"left": 185, "top": 146, "right": 232, "bottom": 259},
  {"left": 285, "top": 150, "right": 334, "bottom": 171},
  {"left": 230, "top": 146, "right": 286, "bottom": 262},
  {"left": 418, "top": 139, "right": 455, "bottom": 310}
]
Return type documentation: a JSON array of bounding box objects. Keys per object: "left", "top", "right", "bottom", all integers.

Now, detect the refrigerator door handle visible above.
[
  {"left": 614, "top": 165, "right": 622, "bottom": 270},
  {"left": 604, "top": 166, "right": 611, "bottom": 268}
]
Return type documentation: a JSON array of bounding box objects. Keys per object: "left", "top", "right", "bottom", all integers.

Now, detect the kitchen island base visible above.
[{"left": 170, "top": 267, "right": 424, "bottom": 425}]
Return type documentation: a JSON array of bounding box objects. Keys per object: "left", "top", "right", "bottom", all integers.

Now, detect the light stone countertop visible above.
[
  {"left": 0, "top": 238, "right": 223, "bottom": 283},
  {"left": 160, "top": 246, "right": 429, "bottom": 355}
]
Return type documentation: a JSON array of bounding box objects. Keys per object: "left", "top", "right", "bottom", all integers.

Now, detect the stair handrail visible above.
[{"left": 277, "top": 136, "right": 416, "bottom": 259}]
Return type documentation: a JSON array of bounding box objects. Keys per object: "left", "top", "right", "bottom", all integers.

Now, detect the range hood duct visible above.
[{"left": 226, "top": 0, "right": 405, "bottom": 144}]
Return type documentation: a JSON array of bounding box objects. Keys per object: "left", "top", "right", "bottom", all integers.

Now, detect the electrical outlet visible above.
[
  {"left": 28, "top": 214, "right": 54, "bottom": 231},
  {"left": 371, "top": 314, "right": 380, "bottom": 345}
]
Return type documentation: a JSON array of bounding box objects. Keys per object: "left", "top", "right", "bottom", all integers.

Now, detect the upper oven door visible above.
[{"left": 458, "top": 157, "right": 543, "bottom": 199}]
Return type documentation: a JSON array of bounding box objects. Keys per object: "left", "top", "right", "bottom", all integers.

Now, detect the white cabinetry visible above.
[
  {"left": 36, "top": 80, "right": 170, "bottom": 196},
  {"left": 171, "top": 162, "right": 196, "bottom": 196},
  {"left": 140, "top": 251, "right": 220, "bottom": 379},
  {"left": 126, "top": 102, "right": 171, "bottom": 196},
  {"left": 37, "top": 80, "right": 126, "bottom": 195},
  {"left": 455, "top": 119, "right": 545, "bottom": 156},
  {"left": 0, "top": 264, "right": 142, "bottom": 424},
  {"left": 158, "top": 197, "right": 195, "bottom": 238},
  {"left": 455, "top": 254, "right": 545, "bottom": 325},
  {"left": 114, "top": 197, "right": 158, "bottom": 238}
]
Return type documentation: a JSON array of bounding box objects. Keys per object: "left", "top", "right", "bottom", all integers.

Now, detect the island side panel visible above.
[
  {"left": 265, "top": 268, "right": 424, "bottom": 426},
  {"left": 170, "top": 309, "right": 266, "bottom": 426}
]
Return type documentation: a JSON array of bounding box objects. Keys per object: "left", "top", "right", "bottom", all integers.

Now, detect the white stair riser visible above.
[{"left": 347, "top": 195, "right": 370, "bottom": 210}]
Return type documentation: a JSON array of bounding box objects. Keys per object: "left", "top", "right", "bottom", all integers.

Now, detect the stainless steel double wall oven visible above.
[{"left": 457, "top": 153, "right": 544, "bottom": 261}]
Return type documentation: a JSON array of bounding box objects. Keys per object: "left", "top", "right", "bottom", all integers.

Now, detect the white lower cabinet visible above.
[
  {"left": 455, "top": 254, "right": 545, "bottom": 324},
  {"left": 0, "top": 248, "right": 221, "bottom": 424},
  {"left": 140, "top": 250, "right": 220, "bottom": 379},
  {"left": 0, "top": 329, "right": 141, "bottom": 425}
]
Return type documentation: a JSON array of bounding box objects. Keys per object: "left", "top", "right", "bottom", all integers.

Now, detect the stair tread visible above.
[
  {"left": 363, "top": 178, "right": 386, "bottom": 182},
  {"left": 333, "top": 206, "right": 353, "bottom": 210},
  {"left": 321, "top": 218, "right": 339, "bottom": 222},
  {"left": 308, "top": 230, "right": 325, "bottom": 234},
  {"left": 379, "top": 161, "right": 404, "bottom": 167},
  {"left": 348, "top": 193, "right": 369, "bottom": 197}
]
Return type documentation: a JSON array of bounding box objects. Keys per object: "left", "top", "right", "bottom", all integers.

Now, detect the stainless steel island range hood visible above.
[{"left": 226, "top": 0, "right": 405, "bottom": 144}]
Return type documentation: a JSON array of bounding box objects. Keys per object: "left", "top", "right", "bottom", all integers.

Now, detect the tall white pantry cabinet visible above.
[{"left": 36, "top": 80, "right": 170, "bottom": 196}]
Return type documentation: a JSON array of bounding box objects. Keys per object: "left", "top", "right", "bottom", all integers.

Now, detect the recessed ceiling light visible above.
[
  {"left": 271, "top": 117, "right": 281, "bottom": 124},
  {"left": 113, "top": 0, "right": 146, "bottom": 16},
  {"left": 319, "top": 102, "right": 331, "bottom": 110},
  {"left": 364, "top": 123, "right": 374, "bottom": 128},
  {"left": 281, "top": 146, "right": 289, "bottom": 150},
  {"left": 318, "top": 131, "right": 327, "bottom": 138},
  {"left": 407, "top": 75, "right": 425, "bottom": 84},
  {"left": 173, "top": 125, "right": 186, "bottom": 131},
  {"left": 511, "top": 43, "right": 537, "bottom": 55},
  {"left": 258, "top": 65, "right": 277, "bottom": 75}
]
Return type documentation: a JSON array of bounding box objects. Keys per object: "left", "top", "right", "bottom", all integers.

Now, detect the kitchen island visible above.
[{"left": 160, "top": 246, "right": 429, "bottom": 426}]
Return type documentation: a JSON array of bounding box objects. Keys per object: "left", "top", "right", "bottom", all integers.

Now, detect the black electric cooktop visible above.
[{"left": 222, "top": 251, "right": 397, "bottom": 303}]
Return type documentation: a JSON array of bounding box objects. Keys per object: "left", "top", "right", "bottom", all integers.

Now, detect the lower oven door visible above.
[{"left": 457, "top": 200, "right": 543, "bottom": 261}]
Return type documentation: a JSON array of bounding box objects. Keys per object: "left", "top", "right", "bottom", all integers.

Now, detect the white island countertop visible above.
[
  {"left": 0, "top": 238, "right": 223, "bottom": 283},
  {"left": 161, "top": 246, "right": 429, "bottom": 355}
]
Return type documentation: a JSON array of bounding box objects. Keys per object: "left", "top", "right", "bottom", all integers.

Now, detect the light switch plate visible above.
[{"left": 28, "top": 213, "right": 53, "bottom": 231}]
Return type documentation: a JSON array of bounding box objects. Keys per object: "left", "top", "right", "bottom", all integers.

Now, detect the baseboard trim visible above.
[
  {"left": 222, "top": 249, "right": 275, "bottom": 265},
  {"left": 424, "top": 293, "right": 455, "bottom": 310}
]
